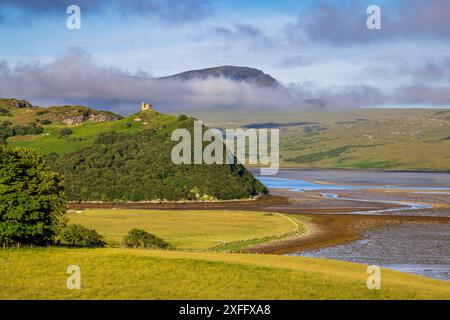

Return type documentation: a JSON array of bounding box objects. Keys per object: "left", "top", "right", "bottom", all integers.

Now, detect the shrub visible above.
[
  {"left": 57, "top": 224, "right": 105, "bottom": 247},
  {"left": 0, "top": 122, "right": 15, "bottom": 140},
  {"left": 40, "top": 119, "right": 52, "bottom": 125},
  {"left": 0, "top": 108, "right": 11, "bottom": 117},
  {"left": 36, "top": 110, "right": 49, "bottom": 116},
  {"left": 12, "top": 123, "right": 43, "bottom": 135},
  {"left": 59, "top": 128, "right": 73, "bottom": 137},
  {"left": 178, "top": 115, "right": 188, "bottom": 121},
  {"left": 123, "top": 229, "right": 169, "bottom": 249}
]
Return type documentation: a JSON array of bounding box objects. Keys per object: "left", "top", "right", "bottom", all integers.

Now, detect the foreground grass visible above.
[
  {"left": 1, "top": 248, "right": 449, "bottom": 300},
  {"left": 68, "top": 209, "right": 298, "bottom": 250}
]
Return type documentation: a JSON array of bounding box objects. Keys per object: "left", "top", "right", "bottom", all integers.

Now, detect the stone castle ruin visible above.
[{"left": 141, "top": 101, "right": 152, "bottom": 111}]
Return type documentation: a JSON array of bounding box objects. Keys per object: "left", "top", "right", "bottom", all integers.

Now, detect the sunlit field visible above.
[
  {"left": 2, "top": 248, "right": 449, "bottom": 300},
  {"left": 68, "top": 209, "right": 301, "bottom": 250}
]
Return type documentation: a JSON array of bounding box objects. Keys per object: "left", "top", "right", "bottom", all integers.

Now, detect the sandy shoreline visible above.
[
  {"left": 244, "top": 188, "right": 450, "bottom": 254},
  {"left": 245, "top": 213, "right": 450, "bottom": 255}
]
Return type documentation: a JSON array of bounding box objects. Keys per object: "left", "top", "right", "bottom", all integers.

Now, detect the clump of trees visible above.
[
  {"left": 50, "top": 130, "right": 267, "bottom": 202},
  {"left": 0, "top": 108, "right": 11, "bottom": 117},
  {"left": 0, "top": 146, "right": 108, "bottom": 248},
  {"left": 56, "top": 223, "right": 105, "bottom": 247},
  {"left": 122, "top": 229, "right": 169, "bottom": 249},
  {"left": 0, "top": 121, "right": 44, "bottom": 143},
  {"left": 0, "top": 147, "right": 66, "bottom": 246}
]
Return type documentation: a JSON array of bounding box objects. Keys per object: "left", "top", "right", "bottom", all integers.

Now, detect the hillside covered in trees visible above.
[
  {"left": 1, "top": 98, "right": 267, "bottom": 202},
  {"left": 51, "top": 129, "right": 266, "bottom": 202}
]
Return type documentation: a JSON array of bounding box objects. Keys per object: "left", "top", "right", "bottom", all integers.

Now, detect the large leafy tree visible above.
[{"left": 0, "top": 147, "right": 66, "bottom": 245}]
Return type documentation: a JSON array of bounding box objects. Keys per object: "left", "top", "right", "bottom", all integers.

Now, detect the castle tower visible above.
[{"left": 141, "top": 101, "right": 152, "bottom": 111}]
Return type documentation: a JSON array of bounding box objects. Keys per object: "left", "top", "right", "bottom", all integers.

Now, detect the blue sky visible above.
[{"left": 1, "top": 0, "right": 450, "bottom": 112}]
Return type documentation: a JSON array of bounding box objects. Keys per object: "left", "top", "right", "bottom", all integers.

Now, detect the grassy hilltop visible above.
[{"left": 0, "top": 98, "right": 267, "bottom": 201}]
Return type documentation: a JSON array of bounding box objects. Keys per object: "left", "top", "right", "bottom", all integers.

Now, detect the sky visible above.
[{"left": 1, "top": 0, "right": 450, "bottom": 113}]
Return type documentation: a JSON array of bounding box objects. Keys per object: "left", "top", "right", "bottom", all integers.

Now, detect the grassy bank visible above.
[{"left": 1, "top": 248, "right": 449, "bottom": 300}]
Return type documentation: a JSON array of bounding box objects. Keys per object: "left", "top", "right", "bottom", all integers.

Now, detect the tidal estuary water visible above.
[{"left": 253, "top": 169, "right": 450, "bottom": 281}]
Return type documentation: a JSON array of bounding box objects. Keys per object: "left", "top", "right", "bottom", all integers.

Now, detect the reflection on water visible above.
[
  {"left": 295, "top": 224, "right": 450, "bottom": 281},
  {"left": 252, "top": 169, "right": 450, "bottom": 188},
  {"left": 257, "top": 176, "right": 450, "bottom": 192},
  {"left": 320, "top": 192, "right": 432, "bottom": 215}
]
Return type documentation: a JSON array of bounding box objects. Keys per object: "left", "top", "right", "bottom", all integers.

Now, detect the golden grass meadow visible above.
[{"left": 2, "top": 209, "right": 449, "bottom": 300}]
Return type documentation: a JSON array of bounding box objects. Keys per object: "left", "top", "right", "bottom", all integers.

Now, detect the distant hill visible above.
[
  {"left": 0, "top": 98, "right": 122, "bottom": 126},
  {"left": 1, "top": 98, "right": 267, "bottom": 201},
  {"left": 190, "top": 108, "right": 450, "bottom": 172},
  {"left": 160, "top": 66, "right": 280, "bottom": 88}
]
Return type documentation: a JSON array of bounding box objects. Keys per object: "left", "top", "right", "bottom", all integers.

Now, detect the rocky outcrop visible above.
[
  {"left": 89, "top": 113, "right": 121, "bottom": 123},
  {"left": 1, "top": 98, "right": 34, "bottom": 108},
  {"left": 61, "top": 115, "right": 85, "bottom": 125},
  {"left": 45, "top": 105, "right": 122, "bottom": 125}
]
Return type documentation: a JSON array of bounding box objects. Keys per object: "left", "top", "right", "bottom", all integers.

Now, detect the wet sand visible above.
[
  {"left": 295, "top": 223, "right": 450, "bottom": 280},
  {"left": 243, "top": 188, "right": 450, "bottom": 254},
  {"left": 249, "top": 169, "right": 450, "bottom": 280}
]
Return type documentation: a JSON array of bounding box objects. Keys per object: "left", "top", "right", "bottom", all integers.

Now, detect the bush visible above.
[
  {"left": 178, "top": 115, "right": 188, "bottom": 121},
  {"left": 40, "top": 119, "right": 52, "bottom": 125},
  {"left": 0, "top": 108, "right": 11, "bottom": 117},
  {"left": 36, "top": 110, "right": 49, "bottom": 116},
  {"left": 59, "top": 128, "right": 73, "bottom": 137},
  {"left": 0, "top": 122, "right": 15, "bottom": 140},
  {"left": 57, "top": 224, "right": 105, "bottom": 247},
  {"left": 123, "top": 229, "right": 169, "bottom": 249},
  {"left": 12, "top": 123, "right": 43, "bottom": 135}
]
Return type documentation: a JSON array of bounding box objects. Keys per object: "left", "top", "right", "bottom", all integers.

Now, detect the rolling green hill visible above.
[
  {"left": 0, "top": 98, "right": 267, "bottom": 201},
  {"left": 188, "top": 108, "right": 450, "bottom": 172}
]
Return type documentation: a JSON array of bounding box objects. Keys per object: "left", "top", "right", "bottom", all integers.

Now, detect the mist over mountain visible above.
[{"left": 159, "top": 66, "right": 280, "bottom": 88}]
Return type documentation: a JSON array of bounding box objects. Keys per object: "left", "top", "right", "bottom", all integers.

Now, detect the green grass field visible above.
[
  {"left": 2, "top": 248, "right": 449, "bottom": 300},
  {"left": 68, "top": 209, "right": 301, "bottom": 250}
]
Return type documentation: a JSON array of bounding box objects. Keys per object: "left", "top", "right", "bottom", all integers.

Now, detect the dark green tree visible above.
[{"left": 0, "top": 147, "right": 66, "bottom": 245}]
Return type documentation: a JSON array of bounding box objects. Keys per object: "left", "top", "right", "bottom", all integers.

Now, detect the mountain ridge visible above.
[{"left": 159, "top": 65, "right": 280, "bottom": 88}]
